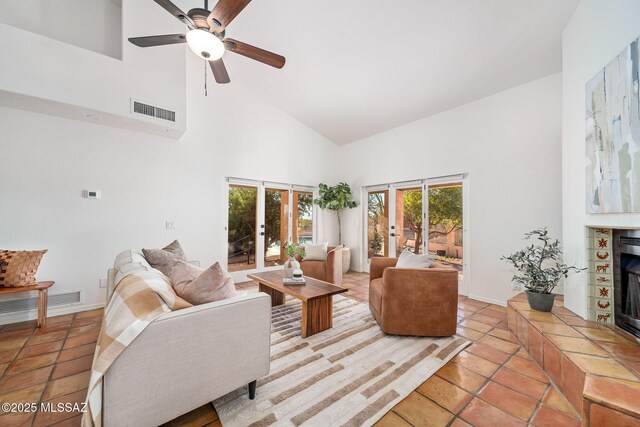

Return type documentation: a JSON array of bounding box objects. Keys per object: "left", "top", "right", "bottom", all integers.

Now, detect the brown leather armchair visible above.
[
  {"left": 296, "top": 246, "right": 343, "bottom": 285},
  {"left": 369, "top": 257, "right": 458, "bottom": 336}
]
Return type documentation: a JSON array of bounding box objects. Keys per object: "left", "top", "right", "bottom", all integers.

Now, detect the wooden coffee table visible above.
[{"left": 247, "top": 270, "right": 347, "bottom": 338}]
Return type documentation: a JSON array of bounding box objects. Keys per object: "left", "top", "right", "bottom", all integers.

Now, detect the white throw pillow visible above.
[
  {"left": 396, "top": 249, "right": 436, "bottom": 268},
  {"left": 304, "top": 242, "right": 329, "bottom": 261}
]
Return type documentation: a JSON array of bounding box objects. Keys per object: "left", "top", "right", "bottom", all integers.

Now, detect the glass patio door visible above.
[
  {"left": 227, "top": 184, "right": 258, "bottom": 272},
  {"left": 292, "top": 190, "right": 314, "bottom": 246},
  {"left": 227, "top": 179, "right": 315, "bottom": 281},
  {"left": 366, "top": 183, "right": 425, "bottom": 260},
  {"left": 264, "top": 188, "right": 289, "bottom": 267},
  {"left": 427, "top": 181, "right": 464, "bottom": 275},
  {"left": 367, "top": 190, "right": 390, "bottom": 259},
  {"left": 394, "top": 186, "right": 425, "bottom": 255}
]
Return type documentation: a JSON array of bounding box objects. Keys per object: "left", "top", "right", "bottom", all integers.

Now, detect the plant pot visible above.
[
  {"left": 341, "top": 246, "right": 351, "bottom": 274},
  {"left": 526, "top": 290, "right": 556, "bottom": 312},
  {"left": 284, "top": 257, "right": 300, "bottom": 279}
]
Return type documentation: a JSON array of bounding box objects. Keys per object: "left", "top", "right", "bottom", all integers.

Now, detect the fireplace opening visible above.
[
  {"left": 620, "top": 254, "right": 640, "bottom": 318},
  {"left": 613, "top": 230, "right": 640, "bottom": 338}
]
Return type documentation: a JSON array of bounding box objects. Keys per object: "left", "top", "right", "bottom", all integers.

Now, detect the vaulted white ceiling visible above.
[{"left": 179, "top": 0, "right": 579, "bottom": 145}]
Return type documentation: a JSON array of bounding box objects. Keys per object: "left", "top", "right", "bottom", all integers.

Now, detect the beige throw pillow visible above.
[
  {"left": 0, "top": 249, "right": 48, "bottom": 287},
  {"left": 396, "top": 249, "right": 436, "bottom": 268},
  {"left": 303, "top": 242, "right": 329, "bottom": 261},
  {"left": 170, "top": 260, "right": 237, "bottom": 305},
  {"left": 142, "top": 240, "right": 187, "bottom": 277}
]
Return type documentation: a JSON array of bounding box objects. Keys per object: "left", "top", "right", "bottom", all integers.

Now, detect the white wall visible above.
[
  {"left": 0, "top": 51, "right": 337, "bottom": 323},
  {"left": 0, "top": 1, "right": 187, "bottom": 138},
  {"left": 561, "top": 0, "right": 640, "bottom": 317},
  {"left": 337, "top": 74, "right": 563, "bottom": 305},
  {"left": 0, "top": 0, "right": 123, "bottom": 59}
]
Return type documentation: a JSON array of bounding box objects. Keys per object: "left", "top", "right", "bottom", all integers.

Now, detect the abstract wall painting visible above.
[{"left": 586, "top": 35, "right": 640, "bottom": 213}]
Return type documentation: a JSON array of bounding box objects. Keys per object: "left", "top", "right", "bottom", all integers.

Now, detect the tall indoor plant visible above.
[
  {"left": 501, "top": 228, "right": 583, "bottom": 312},
  {"left": 314, "top": 182, "right": 358, "bottom": 273}
]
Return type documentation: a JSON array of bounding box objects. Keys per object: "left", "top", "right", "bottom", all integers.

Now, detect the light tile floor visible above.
[{"left": 0, "top": 272, "right": 580, "bottom": 426}]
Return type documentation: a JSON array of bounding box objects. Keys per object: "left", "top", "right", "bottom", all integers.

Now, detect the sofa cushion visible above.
[
  {"left": 170, "top": 260, "right": 237, "bottom": 305},
  {"left": 0, "top": 249, "right": 47, "bottom": 287},
  {"left": 142, "top": 240, "right": 187, "bottom": 277},
  {"left": 303, "top": 242, "right": 328, "bottom": 261},
  {"left": 396, "top": 249, "right": 435, "bottom": 268}
]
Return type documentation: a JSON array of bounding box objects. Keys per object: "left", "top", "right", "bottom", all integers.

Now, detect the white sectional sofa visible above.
[{"left": 102, "top": 250, "right": 271, "bottom": 427}]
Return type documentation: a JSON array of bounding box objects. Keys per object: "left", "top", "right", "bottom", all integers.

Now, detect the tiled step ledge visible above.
[{"left": 507, "top": 293, "right": 640, "bottom": 425}]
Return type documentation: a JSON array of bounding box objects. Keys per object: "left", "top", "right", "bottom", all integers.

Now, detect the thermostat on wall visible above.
[{"left": 83, "top": 190, "right": 101, "bottom": 199}]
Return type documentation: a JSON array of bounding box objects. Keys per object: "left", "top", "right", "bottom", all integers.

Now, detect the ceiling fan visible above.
[{"left": 128, "top": 0, "right": 285, "bottom": 84}]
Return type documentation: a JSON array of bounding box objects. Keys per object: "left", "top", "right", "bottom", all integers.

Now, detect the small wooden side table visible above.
[{"left": 0, "top": 281, "right": 54, "bottom": 327}]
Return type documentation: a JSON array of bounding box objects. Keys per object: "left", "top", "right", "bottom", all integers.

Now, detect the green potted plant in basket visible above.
[
  {"left": 283, "top": 243, "right": 305, "bottom": 279},
  {"left": 314, "top": 182, "right": 358, "bottom": 273},
  {"left": 501, "top": 228, "right": 584, "bottom": 312}
]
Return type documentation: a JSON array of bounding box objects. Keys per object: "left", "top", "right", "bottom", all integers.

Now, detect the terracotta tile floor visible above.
[{"left": 0, "top": 272, "right": 579, "bottom": 426}]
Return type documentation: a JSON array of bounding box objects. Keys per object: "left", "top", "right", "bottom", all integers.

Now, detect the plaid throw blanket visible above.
[{"left": 82, "top": 271, "right": 191, "bottom": 427}]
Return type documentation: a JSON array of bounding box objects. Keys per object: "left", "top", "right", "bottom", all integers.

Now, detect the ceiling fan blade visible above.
[
  {"left": 224, "top": 38, "right": 285, "bottom": 69},
  {"left": 153, "top": 0, "right": 196, "bottom": 29},
  {"left": 128, "top": 34, "right": 186, "bottom": 47},
  {"left": 209, "top": 59, "right": 231, "bottom": 84},
  {"left": 207, "top": 0, "right": 252, "bottom": 31}
]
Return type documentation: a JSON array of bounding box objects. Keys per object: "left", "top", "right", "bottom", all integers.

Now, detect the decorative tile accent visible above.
[{"left": 586, "top": 227, "right": 614, "bottom": 323}]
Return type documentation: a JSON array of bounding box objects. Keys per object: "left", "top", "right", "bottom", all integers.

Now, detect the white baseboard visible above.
[
  {"left": 0, "top": 302, "right": 106, "bottom": 326},
  {"left": 467, "top": 294, "right": 507, "bottom": 307}
]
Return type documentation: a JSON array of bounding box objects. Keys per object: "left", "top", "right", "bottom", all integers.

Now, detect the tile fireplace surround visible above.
[{"left": 508, "top": 293, "right": 640, "bottom": 425}]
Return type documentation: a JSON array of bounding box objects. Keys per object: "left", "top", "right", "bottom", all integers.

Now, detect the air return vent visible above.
[
  {"left": 0, "top": 291, "right": 81, "bottom": 315},
  {"left": 132, "top": 101, "right": 176, "bottom": 122}
]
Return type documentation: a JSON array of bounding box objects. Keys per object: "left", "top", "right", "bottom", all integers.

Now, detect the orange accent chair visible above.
[{"left": 369, "top": 257, "right": 458, "bottom": 336}]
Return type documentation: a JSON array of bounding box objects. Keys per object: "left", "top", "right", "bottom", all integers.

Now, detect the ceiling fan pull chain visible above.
[{"left": 204, "top": 60, "right": 208, "bottom": 96}]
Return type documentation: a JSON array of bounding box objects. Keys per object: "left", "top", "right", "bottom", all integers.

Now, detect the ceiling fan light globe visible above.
[{"left": 186, "top": 29, "right": 225, "bottom": 60}]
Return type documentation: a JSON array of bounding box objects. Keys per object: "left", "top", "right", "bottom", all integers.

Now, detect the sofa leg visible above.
[{"left": 248, "top": 380, "right": 257, "bottom": 400}]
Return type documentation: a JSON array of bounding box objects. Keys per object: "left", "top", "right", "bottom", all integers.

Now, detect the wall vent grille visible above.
[
  {"left": 0, "top": 291, "right": 81, "bottom": 315},
  {"left": 132, "top": 101, "right": 176, "bottom": 122}
]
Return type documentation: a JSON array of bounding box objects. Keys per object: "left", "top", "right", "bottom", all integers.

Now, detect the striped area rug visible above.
[{"left": 214, "top": 295, "right": 469, "bottom": 427}]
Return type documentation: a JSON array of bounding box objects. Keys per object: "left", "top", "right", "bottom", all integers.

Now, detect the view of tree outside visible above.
[
  {"left": 397, "top": 188, "right": 424, "bottom": 254},
  {"left": 428, "top": 184, "right": 463, "bottom": 260},
  {"left": 264, "top": 189, "right": 289, "bottom": 266},
  {"left": 294, "top": 192, "right": 314, "bottom": 245},
  {"left": 367, "top": 191, "right": 388, "bottom": 258},
  {"left": 227, "top": 185, "right": 257, "bottom": 271}
]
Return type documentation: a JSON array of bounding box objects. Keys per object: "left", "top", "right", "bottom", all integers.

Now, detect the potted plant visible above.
[
  {"left": 501, "top": 228, "right": 583, "bottom": 312},
  {"left": 283, "top": 243, "right": 305, "bottom": 279},
  {"left": 314, "top": 182, "right": 358, "bottom": 273}
]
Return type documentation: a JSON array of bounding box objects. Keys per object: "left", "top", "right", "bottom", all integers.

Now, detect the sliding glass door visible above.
[
  {"left": 292, "top": 190, "right": 314, "bottom": 246},
  {"left": 367, "top": 190, "right": 389, "bottom": 258},
  {"left": 227, "top": 179, "right": 315, "bottom": 280},
  {"left": 227, "top": 184, "right": 258, "bottom": 272},
  {"left": 264, "top": 188, "right": 289, "bottom": 267},
  {"left": 427, "top": 182, "right": 463, "bottom": 263},
  {"left": 395, "top": 186, "right": 424, "bottom": 255},
  {"left": 364, "top": 177, "right": 466, "bottom": 291}
]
